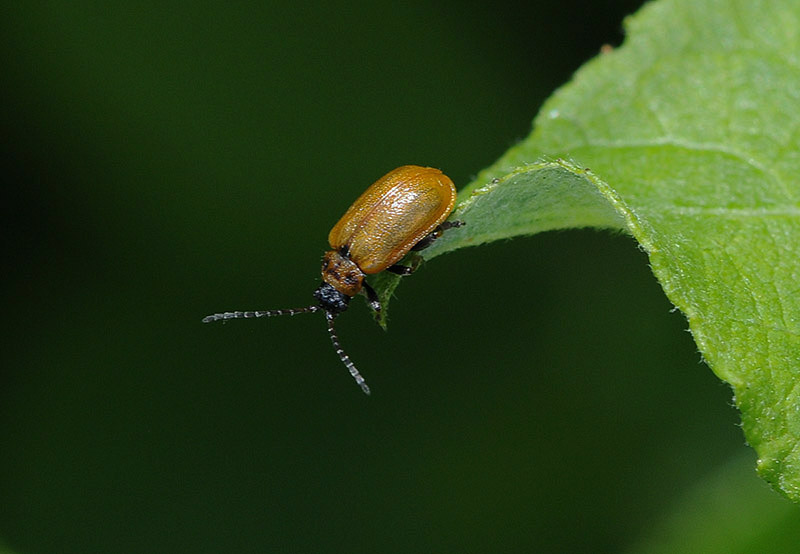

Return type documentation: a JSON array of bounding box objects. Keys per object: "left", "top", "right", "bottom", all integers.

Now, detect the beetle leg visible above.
[
  {"left": 411, "top": 220, "right": 465, "bottom": 252},
  {"left": 362, "top": 280, "right": 382, "bottom": 312},
  {"left": 387, "top": 264, "right": 415, "bottom": 275},
  {"left": 440, "top": 220, "right": 465, "bottom": 231},
  {"left": 388, "top": 252, "right": 425, "bottom": 275}
]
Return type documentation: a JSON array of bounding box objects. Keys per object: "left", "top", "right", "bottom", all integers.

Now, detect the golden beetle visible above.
[{"left": 203, "top": 165, "right": 463, "bottom": 394}]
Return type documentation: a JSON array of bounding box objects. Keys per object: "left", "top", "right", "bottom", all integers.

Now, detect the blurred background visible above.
[{"left": 3, "top": 1, "right": 799, "bottom": 553}]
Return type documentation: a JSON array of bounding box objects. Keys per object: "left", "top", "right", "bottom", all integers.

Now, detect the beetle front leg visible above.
[{"left": 362, "top": 281, "right": 382, "bottom": 312}]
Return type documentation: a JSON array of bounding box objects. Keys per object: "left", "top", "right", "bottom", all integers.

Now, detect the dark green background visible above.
[{"left": 3, "top": 2, "right": 798, "bottom": 553}]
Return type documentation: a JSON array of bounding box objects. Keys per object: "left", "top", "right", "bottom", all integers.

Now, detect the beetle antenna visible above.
[
  {"left": 202, "top": 305, "right": 320, "bottom": 323},
  {"left": 325, "top": 311, "right": 371, "bottom": 395}
]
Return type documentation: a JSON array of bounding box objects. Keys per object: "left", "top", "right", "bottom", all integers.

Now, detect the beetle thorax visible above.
[{"left": 321, "top": 249, "right": 365, "bottom": 297}]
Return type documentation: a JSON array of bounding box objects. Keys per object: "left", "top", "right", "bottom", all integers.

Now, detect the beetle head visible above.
[{"left": 313, "top": 282, "right": 351, "bottom": 314}]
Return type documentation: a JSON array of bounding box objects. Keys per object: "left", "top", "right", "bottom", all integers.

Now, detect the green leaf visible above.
[
  {"left": 624, "top": 453, "right": 800, "bottom": 554},
  {"left": 377, "top": 0, "right": 800, "bottom": 501}
]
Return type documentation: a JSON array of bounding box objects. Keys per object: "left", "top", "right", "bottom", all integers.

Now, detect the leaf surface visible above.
[{"left": 378, "top": 0, "right": 800, "bottom": 501}]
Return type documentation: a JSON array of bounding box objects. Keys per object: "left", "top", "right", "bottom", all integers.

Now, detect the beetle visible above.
[{"left": 203, "top": 165, "right": 464, "bottom": 395}]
